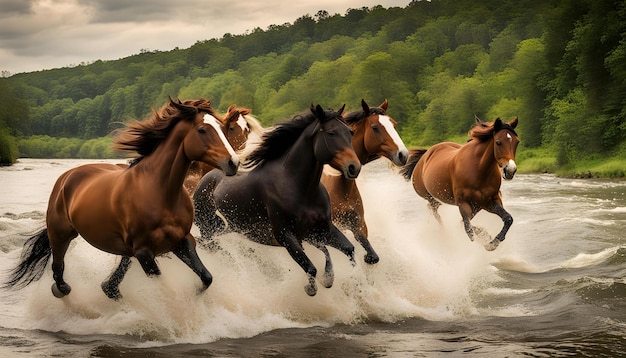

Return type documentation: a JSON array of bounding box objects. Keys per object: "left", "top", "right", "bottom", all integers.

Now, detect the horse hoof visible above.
[
  {"left": 51, "top": 283, "right": 71, "bottom": 298},
  {"left": 320, "top": 273, "right": 334, "bottom": 289},
  {"left": 304, "top": 283, "right": 318, "bottom": 296},
  {"left": 485, "top": 239, "right": 501, "bottom": 251},
  {"left": 364, "top": 254, "right": 379, "bottom": 265},
  {"left": 198, "top": 274, "right": 213, "bottom": 293}
]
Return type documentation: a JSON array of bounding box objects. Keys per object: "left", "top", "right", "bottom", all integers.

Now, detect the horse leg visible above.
[
  {"left": 101, "top": 256, "right": 131, "bottom": 300},
  {"left": 172, "top": 235, "right": 213, "bottom": 292},
  {"left": 326, "top": 224, "right": 356, "bottom": 266},
  {"left": 135, "top": 248, "right": 161, "bottom": 276},
  {"left": 483, "top": 202, "right": 514, "bottom": 251},
  {"left": 279, "top": 232, "right": 318, "bottom": 296},
  {"left": 351, "top": 219, "right": 379, "bottom": 264},
  {"left": 311, "top": 243, "right": 334, "bottom": 289},
  {"left": 426, "top": 195, "right": 442, "bottom": 223},
  {"left": 458, "top": 202, "right": 476, "bottom": 242},
  {"left": 48, "top": 230, "right": 76, "bottom": 298}
]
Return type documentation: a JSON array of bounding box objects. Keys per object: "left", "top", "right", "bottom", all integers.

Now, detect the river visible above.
[{"left": 0, "top": 158, "right": 625, "bottom": 357}]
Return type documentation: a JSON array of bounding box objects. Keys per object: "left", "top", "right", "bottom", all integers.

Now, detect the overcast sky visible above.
[{"left": 0, "top": 0, "right": 411, "bottom": 75}]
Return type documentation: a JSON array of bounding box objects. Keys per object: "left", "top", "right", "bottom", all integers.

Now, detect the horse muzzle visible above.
[
  {"left": 328, "top": 149, "right": 362, "bottom": 179},
  {"left": 392, "top": 147, "right": 409, "bottom": 166},
  {"left": 501, "top": 159, "right": 517, "bottom": 180},
  {"left": 343, "top": 162, "right": 361, "bottom": 179},
  {"left": 220, "top": 155, "right": 240, "bottom": 176}
]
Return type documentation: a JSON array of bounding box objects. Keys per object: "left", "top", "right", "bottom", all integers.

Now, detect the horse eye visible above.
[
  {"left": 198, "top": 127, "right": 206, "bottom": 134},
  {"left": 372, "top": 125, "right": 380, "bottom": 132},
  {"left": 496, "top": 140, "right": 502, "bottom": 145}
]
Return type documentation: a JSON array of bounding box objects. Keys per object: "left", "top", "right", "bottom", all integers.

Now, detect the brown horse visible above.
[
  {"left": 5, "top": 97, "right": 239, "bottom": 299},
  {"left": 183, "top": 104, "right": 264, "bottom": 194},
  {"left": 400, "top": 117, "right": 520, "bottom": 251},
  {"left": 193, "top": 104, "right": 361, "bottom": 296},
  {"left": 320, "top": 99, "right": 408, "bottom": 264}
]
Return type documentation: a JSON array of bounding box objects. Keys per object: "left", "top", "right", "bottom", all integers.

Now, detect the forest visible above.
[{"left": 0, "top": 0, "right": 625, "bottom": 177}]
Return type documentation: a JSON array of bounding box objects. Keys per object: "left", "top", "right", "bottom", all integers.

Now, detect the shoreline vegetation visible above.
[{"left": 7, "top": 143, "right": 626, "bottom": 179}]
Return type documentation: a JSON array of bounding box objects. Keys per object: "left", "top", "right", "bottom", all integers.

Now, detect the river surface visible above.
[{"left": 0, "top": 158, "right": 625, "bottom": 357}]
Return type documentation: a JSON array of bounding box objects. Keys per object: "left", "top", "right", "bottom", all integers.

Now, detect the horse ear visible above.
[
  {"left": 312, "top": 104, "right": 325, "bottom": 119},
  {"left": 493, "top": 118, "right": 503, "bottom": 131},
  {"left": 170, "top": 97, "right": 197, "bottom": 118},
  {"left": 338, "top": 104, "right": 346, "bottom": 116},
  {"left": 227, "top": 104, "right": 236, "bottom": 113},
  {"left": 361, "top": 99, "right": 370, "bottom": 113},
  {"left": 380, "top": 99, "right": 388, "bottom": 111},
  {"left": 509, "top": 116, "right": 519, "bottom": 129},
  {"left": 474, "top": 114, "right": 482, "bottom": 125},
  {"left": 231, "top": 110, "right": 241, "bottom": 122},
  {"left": 170, "top": 96, "right": 184, "bottom": 109}
]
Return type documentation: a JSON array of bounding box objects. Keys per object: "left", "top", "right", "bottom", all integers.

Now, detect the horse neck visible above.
[
  {"left": 466, "top": 137, "right": 498, "bottom": 176},
  {"left": 282, "top": 128, "right": 324, "bottom": 193},
  {"left": 134, "top": 127, "right": 190, "bottom": 203},
  {"left": 350, "top": 124, "right": 372, "bottom": 164}
]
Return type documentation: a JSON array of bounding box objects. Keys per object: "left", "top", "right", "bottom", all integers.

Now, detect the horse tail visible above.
[
  {"left": 4, "top": 228, "right": 52, "bottom": 290},
  {"left": 399, "top": 148, "right": 428, "bottom": 181}
]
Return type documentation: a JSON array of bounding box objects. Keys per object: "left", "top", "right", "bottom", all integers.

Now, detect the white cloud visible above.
[{"left": 0, "top": 0, "right": 410, "bottom": 75}]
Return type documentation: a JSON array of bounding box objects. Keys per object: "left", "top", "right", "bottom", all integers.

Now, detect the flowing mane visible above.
[
  {"left": 243, "top": 112, "right": 265, "bottom": 136},
  {"left": 114, "top": 99, "right": 199, "bottom": 156},
  {"left": 468, "top": 118, "right": 518, "bottom": 142},
  {"left": 244, "top": 112, "right": 318, "bottom": 168},
  {"left": 181, "top": 99, "right": 220, "bottom": 119}
]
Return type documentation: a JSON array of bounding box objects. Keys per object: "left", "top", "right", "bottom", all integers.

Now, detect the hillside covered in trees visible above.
[{"left": 1, "top": 0, "right": 625, "bottom": 176}]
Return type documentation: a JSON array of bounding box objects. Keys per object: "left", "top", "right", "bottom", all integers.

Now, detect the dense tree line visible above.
[{"left": 0, "top": 0, "right": 624, "bottom": 173}]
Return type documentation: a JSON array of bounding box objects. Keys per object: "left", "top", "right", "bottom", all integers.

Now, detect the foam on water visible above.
[{"left": 2, "top": 160, "right": 624, "bottom": 348}]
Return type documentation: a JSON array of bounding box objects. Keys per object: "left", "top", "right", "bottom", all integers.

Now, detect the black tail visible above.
[
  {"left": 399, "top": 148, "right": 428, "bottom": 181},
  {"left": 4, "top": 228, "right": 52, "bottom": 290}
]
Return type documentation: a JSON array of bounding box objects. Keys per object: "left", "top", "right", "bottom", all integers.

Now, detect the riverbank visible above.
[{"left": 517, "top": 148, "right": 625, "bottom": 179}]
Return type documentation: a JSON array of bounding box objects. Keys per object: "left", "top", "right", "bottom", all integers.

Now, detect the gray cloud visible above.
[
  {"left": 1, "top": 0, "right": 409, "bottom": 75},
  {"left": 0, "top": 0, "right": 32, "bottom": 15}
]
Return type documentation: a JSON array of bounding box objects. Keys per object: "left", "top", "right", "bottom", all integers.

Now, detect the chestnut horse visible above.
[
  {"left": 193, "top": 104, "right": 361, "bottom": 296},
  {"left": 320, "top": 99, "right": 408, "bottom": 264},
  {"left": 183, "top": 104, "right": 264, "bottom": 194},
  {"left": 400, "top": 117, "right": 520, "bottom": 251},
  {"left": 5, "top": 98, "right": 239, "bottom": 299}
]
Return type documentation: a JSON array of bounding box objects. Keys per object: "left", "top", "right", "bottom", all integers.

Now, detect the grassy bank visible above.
[{"left": 518, "top": 148, "right": 626, "bottom": 178}]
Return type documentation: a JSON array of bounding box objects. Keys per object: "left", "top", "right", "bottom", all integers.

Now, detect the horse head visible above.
[
  {"left": 359, "top": 99, "right": 409, "bottom": 166},
  {"left": 176, "top": 99, "right": 239, "bottom": 176},
  {"left": 310, "top": 103, "right": 361, "bottom": 179},
  {"left": 491, "top": 117, "right": 520, "bottom": 180},
  {"left": 222, "top": 105, "right": 250, "bottom": 151}
]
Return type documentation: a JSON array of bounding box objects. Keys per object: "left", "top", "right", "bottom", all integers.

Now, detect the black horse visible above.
[{"left": 194, "top": 104, "right": 361, "bottom": 296}]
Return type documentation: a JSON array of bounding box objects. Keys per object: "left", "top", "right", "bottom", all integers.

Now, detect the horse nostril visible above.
[
  {"left": 399, "top": 152, "right": 407, "bottom": 164},
  {"left": 227, "top": 159, "right": 239, "bottom": 173},
  {"left": 348, "top": 164, "right": 360, "bottom": 178}
]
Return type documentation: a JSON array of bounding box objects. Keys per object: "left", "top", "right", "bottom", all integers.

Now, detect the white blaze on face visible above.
[
  {"left": 203, "top": 113, "right": 239, "bottom": 163},
  {"left": 236, "top": 114, "right": 249, "bottom": 134},
  {"left": 507, "top": 132, "right": 512, "bottom": 141},
  {"left": 378, "top": 115, "right": 409, "bottom": 156}
]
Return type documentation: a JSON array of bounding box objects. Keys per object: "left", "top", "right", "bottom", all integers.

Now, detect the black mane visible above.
[{"left": 244, "top": 112, "right": 317, "bottom": 168}]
